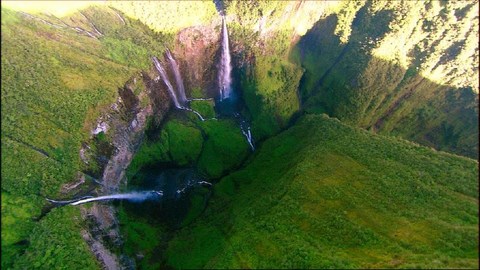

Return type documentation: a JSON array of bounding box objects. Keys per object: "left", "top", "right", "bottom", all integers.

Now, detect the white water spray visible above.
[
  {"left": 176, "top": 179, "right": 212, "bottom": 197},
  {"left": 70, "top": 191, "right": 162, "bottom": 206},
  {"left": 197, "top": 181, "right": 212, "bottom": 186},
  {"left": 166, "top": 49, "right": 188, "bottom": 105},
  {"left": 236, "top": 113, "right": 255, "bottom": 151},
  {"left": 47, "top": 196, "right": 93, "bottom": 205},
  {"left": 218, "top": 16, "right": 233, "bottom": 100}
]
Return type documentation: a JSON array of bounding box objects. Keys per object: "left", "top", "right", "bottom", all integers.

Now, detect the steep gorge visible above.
[
  {"left": 1, "top": 1, "right": 478, "bottom": 269},
  {"left": 222, "top": 0, "right": 478, "bottom": 157},
  {"left": 292, "top": 2, "right": 479, "bottom": 158}
]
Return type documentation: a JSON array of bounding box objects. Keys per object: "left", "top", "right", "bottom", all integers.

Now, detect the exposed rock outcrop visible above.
[
  {"left": 79, "top": 70, "right": 171, "bottom": 269},
  {"left": 173, "top": 21, "right": 221, "bottom": 98}
]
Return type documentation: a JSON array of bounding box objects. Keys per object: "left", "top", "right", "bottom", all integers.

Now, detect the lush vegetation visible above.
[
  {"left": 2, "top": 1, "right": 478, "bottom": 269},
  {"left": 2, "top": 7, "right": 123, "bottom": 268},
  {"left": 117, "top": 206, "right": 166, "bottom": 270},
  {"left": 1, "top": 4, "right": 197, "bottom": 268},
  {"left": 128, "top": 111, "right": 250, "bottom": 181},
  {"left": 165, "top": 114, "right": 478, "bottom": 269},
  {"left": 128, "top": 118, "right": 203, "bottom": 177},
  {"left": 290, "top": 1, "right": 479, "bottom": 158},
  {"left": 12, "top": 207, "right": 100, "bottom": 269},
  {"left": 196, "top": 118, "right": 250, "bottom": 178},
  {"left": 190, "top": 100, "right": 216, "bottom": 119},
  {"left": 239, "top": 50, "right": 303, "bottom": 141},
  {"left": 109, "top": 1, "right": 217, "bottom": 34}
]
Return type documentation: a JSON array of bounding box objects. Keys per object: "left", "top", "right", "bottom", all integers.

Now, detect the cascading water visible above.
[
  {"left": 46, "top": 196, "right": 94, "bottom": 205},
  {"left": 166, "top": 49, "right": 188, "bottom": 105},
  {"left": 216, "top": 14, "right": 255, "bottom": 151},
  {"left": 47, "top": 191, "right": 163, "bottom": 206},
  {"left": 153, "top": 55, "right": 215, "bottom": 122},
  {"left": 236, "top": 113, "right": 255, "bottom": 151},
  {"left": 183, "top": 107, "right": 205, "bottom": 121},
  {"left": 187, "top": 98, "right": 214, "bottom": 101},
  {"left": 241, "top": 123, "right": 255, "bottom": 151},
  {"left": 218, "top": 16, "right": 233, "bottom": 100},
  {"left": 152, "top": 56, "right": 182, "bottom": 109}
]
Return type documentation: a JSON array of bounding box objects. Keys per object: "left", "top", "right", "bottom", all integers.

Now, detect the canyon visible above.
[{"left": 1, "top": 1, "right": 478, "bottom": 269}]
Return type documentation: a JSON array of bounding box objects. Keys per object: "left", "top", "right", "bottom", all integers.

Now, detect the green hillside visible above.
[
  {"left": 166, "top": 114, "right": 478, "bottom": 269},
  {"left": 290, "top": 1, "right": 479, "bottom": 158},
  {"left": 1, "top": 1, "right": 478, "bottom": 269},
  {"left": 0, "top": 6, "right": 171, "bottom": 268}
]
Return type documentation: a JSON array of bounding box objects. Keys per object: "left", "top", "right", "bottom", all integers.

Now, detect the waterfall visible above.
[
  {"left": 47, "top": 196, "right": 93, "bottom": 205},
  {"left": 187, "top": 98, "right": 214, "bottom": 101},
  {"left": 218, "top": 16, "right": 233, "bottom": 100},
  {"left": 240, "top": 120, "right": 255, "bottom": 150},
  {"left": 241, "top": 125, "right": 254, "bottom": 151},
  {"left": 153, "top": 56, "right": 212, "bottom": 121},
  {"left": 216, "top": 16, "right": 255, "bottom": 151},
  {"left": 152, "top": 57, "right": 183, "bottom": 109},
  {"left": 166, "top": 49, "right": 188, "bottom": 105},
  {"left": 175, "top": 179, "right": 212, "bottom": 197},
  {"left": 70, "top": 191, "right": 162, "bottom": 205},
  {"left": 47, "top": 191, "right": 163, "bottom": 206}
]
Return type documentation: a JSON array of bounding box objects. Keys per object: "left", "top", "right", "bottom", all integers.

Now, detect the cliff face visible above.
[
  {"left": 173, "top": 22, "right": 221, "bottom": 98},
  {"left": 291, "top": 1, "right": 479, "bottom": 158},
  {"left": 220, "top": 0, "right": 478, "bottom": 158},
  {"left": 2, "top": 1, "right": 478, "bottom": 268},
  {"left": 84, "top": 0, "right": 478, "bottom": 157}
]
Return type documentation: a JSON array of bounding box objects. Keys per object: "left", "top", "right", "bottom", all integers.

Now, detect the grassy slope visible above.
[
  {"left": 109, "top": 1, "right": 217, "bottom": 34},
  {"left": 3, "top": 1, "right": 478, "bottom": 269},
  {"left": 0, "top": 4, "right": 200, "bottom": 267},
  {"left": 13, "top": 207, "right": 100, "bottom": 270},
  {"left": 1, "top": 8, "right": 132, "bottom": 268},
  {"left": 166, "top": 114, "right": 478, "bottom": 269}
]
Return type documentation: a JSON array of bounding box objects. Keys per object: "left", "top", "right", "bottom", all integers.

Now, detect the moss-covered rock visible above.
[
  {"left": 167, "top": 120, "right": 203, "bottom": 166},
  {"left": 190, "top": 100, "right": 216, "bottom": 119},
  {"left": 197, "top": 119, "right": 250, "bottom": 178},
  {"left": 128, "top": 119, "right": 203, "bottom": 175}
]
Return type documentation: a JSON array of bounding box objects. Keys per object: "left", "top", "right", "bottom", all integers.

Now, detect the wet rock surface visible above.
[{"left": 174, "top": 22, "right": 221, "bottom": 98}]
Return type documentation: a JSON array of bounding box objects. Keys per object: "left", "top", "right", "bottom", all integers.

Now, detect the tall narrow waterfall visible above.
[
  {"left": 218, "top": 16, "right": 233, "bottom": 100},
  {"left": 166, "top": 49, "right": 188, "bottom": 105},
  {"left": 153, "top": 56, "right": 210, "bottom": 121},
  {"left": 152, "top": 56, "right": 183, "bottom": 109}
]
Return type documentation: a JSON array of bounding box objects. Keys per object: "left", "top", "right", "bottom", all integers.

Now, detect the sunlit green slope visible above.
[
  {"left": 0, "top": 5, "right": 171, "bottom": 268},
  {"left": 166, "top": 114, "right": 478, "bottom": 269}
]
